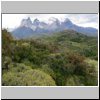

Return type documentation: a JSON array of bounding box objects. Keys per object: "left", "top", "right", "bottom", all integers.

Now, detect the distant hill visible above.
[
  {"left": 42, "top": 29, "right": 98, "bottom": 61},
  {"left": 11, "top": 17, "right": 98, "bottom": 39}
]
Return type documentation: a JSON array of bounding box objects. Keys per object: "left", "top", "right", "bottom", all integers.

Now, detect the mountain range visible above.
[{"left": 11, "top": 17, "right": 98, "bottom": 38}]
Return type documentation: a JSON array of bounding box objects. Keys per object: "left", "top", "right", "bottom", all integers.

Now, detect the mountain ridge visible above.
[{"left": 11, "top": 17, "right": 98, "bottom": 38}]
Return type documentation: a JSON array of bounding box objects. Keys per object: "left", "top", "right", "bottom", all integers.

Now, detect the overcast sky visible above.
[{"left": 2, "top": 14, "right": 98, "bottom": 29}]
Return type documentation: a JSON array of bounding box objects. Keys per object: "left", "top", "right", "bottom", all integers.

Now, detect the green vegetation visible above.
[{"left": 2, "top": 29, "right": 98, "bottom": 86}]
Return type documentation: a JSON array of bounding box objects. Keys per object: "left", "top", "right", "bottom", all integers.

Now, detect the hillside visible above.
[
  {"left": 40, "top": 30, "right": 98, "bottom": 60},
  {"left": 2, "top": 29, "right": 98, "bottom": 86}
]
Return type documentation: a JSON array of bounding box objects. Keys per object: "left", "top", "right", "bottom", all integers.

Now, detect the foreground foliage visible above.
[{"left": 2, "top": 29, "right": 98, "bottom": 86}]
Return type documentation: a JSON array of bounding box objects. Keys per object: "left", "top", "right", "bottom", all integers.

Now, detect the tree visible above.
[{"left": 2, "top": 29, "right": 13, "bottom": 57}]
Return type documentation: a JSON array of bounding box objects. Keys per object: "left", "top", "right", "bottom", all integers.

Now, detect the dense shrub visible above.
[
  {"left": 10, "top": 63, "right": 32, "bottom": 72},
  {"left": 65, "top": 75, "right": 84, "bottom": 86},
  {"left": 39, "top": 64, "right": 56, "bottom": 79},
  {"left": 84, "top": 64, "right": 98, "bottom": 86},
  {"left": 2, "top": 29, "right": 13, "bottom": 57},
  {"left": 2, "top": 69, "right": 56, "bottom": 86},
  {"left": 2, "top": 56, "right": 12, "bottom": 71}
]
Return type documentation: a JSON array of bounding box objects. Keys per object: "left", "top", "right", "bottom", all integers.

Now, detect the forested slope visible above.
[{"left": 2, "top": 29, "right": 98, "bottom": 86}]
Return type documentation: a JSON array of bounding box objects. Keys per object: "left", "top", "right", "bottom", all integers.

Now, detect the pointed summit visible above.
[
  {"left": 26, "top": 17, "right": 32, "bottom": 23},
  {"left": 33, "top": 18, "right": 40, "bottom": 26},
  {"left": 27, "top": 17, "right": 31, "bottom": 21},
  {"left": 34, "top": 18, "right": 39, "bottom": 22},
  {"left": 64, "top": 18, "right": 72, "bottom": 24},
  {"left": 20, "top": 17, "right": 32, "bottom": 27},
  {"left": 61, "top": 18, "right": 73, "bottom": 29}
]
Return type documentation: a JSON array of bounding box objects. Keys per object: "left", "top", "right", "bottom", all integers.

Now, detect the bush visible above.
[
  {"left": 2, "top": 56, "right": 12, "bottom": 70},
  {"left": 2, "top": 69, "right": 56, "bottom": 86},
  {"left": 10, "top": 63, "right": 32, "bottom": 72},
  {"left": 2, "top": 29, "right": 13, "bottom": 57},
  {"left": 84, "top": 64, "right": 98, "bottom": 86},
  {"left": 39, "top": 64, "right": 56, "bottom": 79},
  {"left": 47, "top": 53, "right": 68, "bottom": 85},
  {"left": 66, "top": 75, "right": 84, "bottom": 86},
  {"left": 2, "top": 72, "right": 20, "bottom": 86}
]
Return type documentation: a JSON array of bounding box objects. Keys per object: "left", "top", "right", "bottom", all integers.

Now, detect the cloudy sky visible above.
[{"left": 2, "top": 14, "right": 98, "bottom": 29}]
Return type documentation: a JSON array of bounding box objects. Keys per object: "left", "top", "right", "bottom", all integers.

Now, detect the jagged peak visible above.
[
  {"left": 64, "top": 18, "right": 72, "bottom": 23},
  {"left": 20, "top": 17, "right": 32, "bottom": 27},
  {"left": 27, "top": 17, "right": 31, "bottom": 20},
  {"left": 34, "top": 18, "right": 40, "bottom": 22}
]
